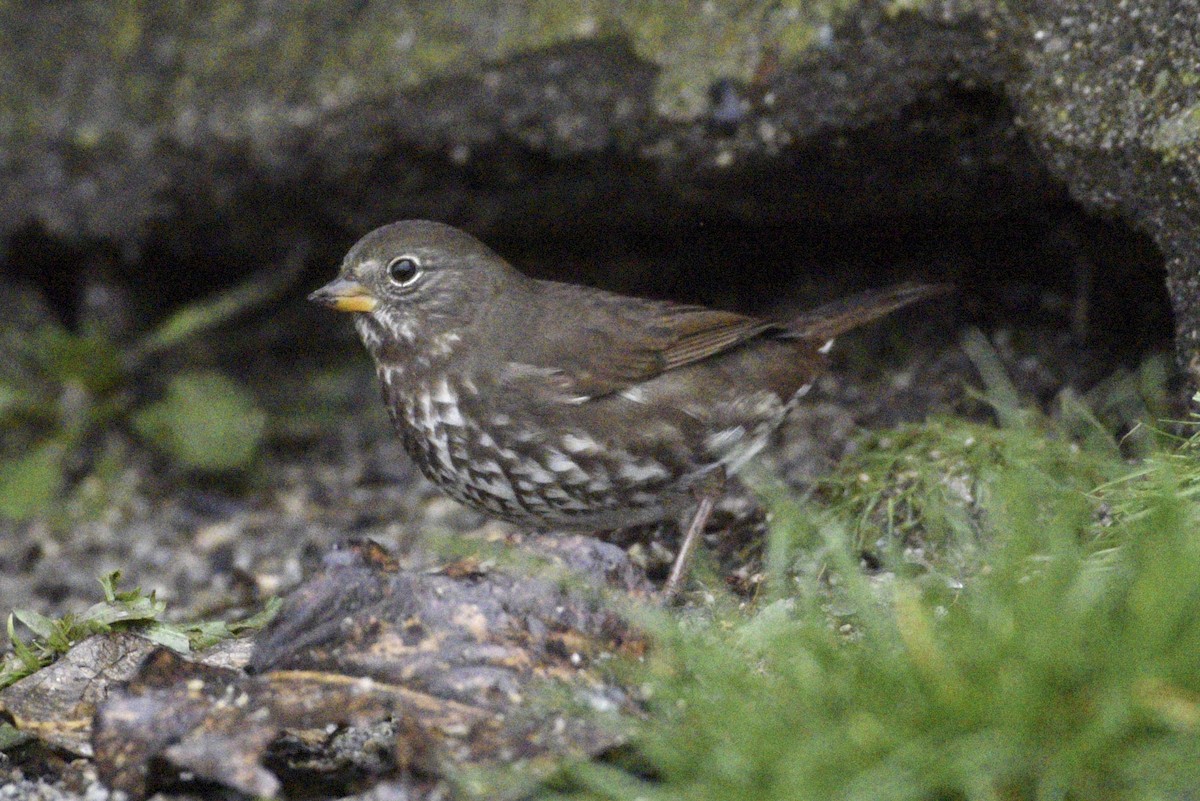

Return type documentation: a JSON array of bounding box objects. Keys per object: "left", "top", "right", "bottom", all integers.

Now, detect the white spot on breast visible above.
[
  {"left": 547, "top": 451, "right": 578, "bottom": 473},
  {"left": 618, "top": 387, "right": 646, "bottom": 403},
  {"left": 373, "top": 307, "right": 416, "bottom": 345},
  {"left": 561, "top": 471, "right": 592, "bottom": 487},
  {"left": 706, "top": 426, "right": 746, "bottom": 452},
  {"left": 474, "top": 474, "right": 516, "bottom": 501},
  {"left": 413, "top": 391, "right": 455, "bottom": 471},
  {"left": 355, "top": 316, "right": 383, "bottom": 349},
  {"left": 543, "top": 486, "right": 588, "bottom": 510},
  {"left": 617, "top": 460, "right": 670, "bottom": 483},
  {"left": 561, "top": 433, "right": 600, "bottom": 453},
  {"left": 543, "top": 449, "right": 592, "bottom": 485},
  {"left": 477, "top": 460, "right": 504, "bottom": 475},
  {"left": 818, "top": 338, "right": 835, "bottom": 354},
  {"left": 433, "top": 378, "right": 455, "bottom": 404},
  {"left": 439, "top": 402, "right": 465, "bottom": 426},
  {"left": 513, "top": 461, "right": 555, "bottom": 484}
]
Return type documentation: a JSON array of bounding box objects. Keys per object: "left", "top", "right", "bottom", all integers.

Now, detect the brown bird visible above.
[{"left": 310, "top": 220, "right": 946, "bottom": 598}]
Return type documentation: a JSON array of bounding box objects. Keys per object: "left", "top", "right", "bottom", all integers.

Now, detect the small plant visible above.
[
  {"left": 0, "top": 255, "right": 302, "bottom": 520},
  {"left": 0, "top": 570, "right": 280, "bottom": 691}
]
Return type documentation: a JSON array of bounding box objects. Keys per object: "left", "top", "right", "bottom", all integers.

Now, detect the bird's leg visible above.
[{"left": 661, "top": 468, "right": 726, "bottom": 602}]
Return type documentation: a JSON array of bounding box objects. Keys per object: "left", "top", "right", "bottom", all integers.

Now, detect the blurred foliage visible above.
[
  {"left": 0, "top": 570, "right": 281, "bottom": 691},
  {"left": 0, "top": 261, "right": 300, "bottom": 520},
  {"left": 0, "top": 441, "right": 66, "bottom": 520},
  {"left": 133, "top": 372, "right": 267, "bottom": 471}
]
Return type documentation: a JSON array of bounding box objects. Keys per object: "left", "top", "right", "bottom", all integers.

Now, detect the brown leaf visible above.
[
  {"left": 93, "top": 648, "right": 409, "bottom": 798},
  {"left": 53, "top": 535, "right": 645, "bottom": 799}
]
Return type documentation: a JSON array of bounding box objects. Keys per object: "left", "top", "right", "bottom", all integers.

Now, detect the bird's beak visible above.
[{"left": 308, "top": 277, "right": 378, "bottom": 313}]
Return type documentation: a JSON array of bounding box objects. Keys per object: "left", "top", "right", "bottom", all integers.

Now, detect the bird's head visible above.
[{"left": 309, "top": 220, "right": 519, "bottom": 362}]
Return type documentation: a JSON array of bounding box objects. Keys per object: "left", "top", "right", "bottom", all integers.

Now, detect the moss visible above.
[
  {"left": 0, "top": 0, "right": 868, "bottom": 143},
  {"left": 616, "top": 0, "right": 856, "bottom": 116},
  {"left": 814, "top": 414, "right": 1127, "bottom": 568},
  {"left": 1151, "top": 102, "right": 1200, "bottom": 161}
]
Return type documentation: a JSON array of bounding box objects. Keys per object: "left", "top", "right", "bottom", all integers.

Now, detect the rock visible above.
[{"left": 0, "top": 2, "right": 1194, "bottom": 371}]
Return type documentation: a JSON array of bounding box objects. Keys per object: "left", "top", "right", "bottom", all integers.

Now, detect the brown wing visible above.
[
  {"left": 657, "top": 307, "right": 781, "bottom": 371},
  {"left": 502, "top": 281, "right": 783, "bottom": 400}
]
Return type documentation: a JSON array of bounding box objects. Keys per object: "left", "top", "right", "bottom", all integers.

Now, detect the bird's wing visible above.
[{"left": 501, "top": 283, "right": 782, "bottom": 401}]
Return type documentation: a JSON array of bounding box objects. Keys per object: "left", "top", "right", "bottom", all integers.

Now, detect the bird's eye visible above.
[{"left": 386, "top": 256, "right": 422, "bottom": 287}]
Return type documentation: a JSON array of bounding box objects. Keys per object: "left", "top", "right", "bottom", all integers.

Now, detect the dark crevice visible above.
[{"left": 2, "top": 89, "right": 1172, "bottom": 372}]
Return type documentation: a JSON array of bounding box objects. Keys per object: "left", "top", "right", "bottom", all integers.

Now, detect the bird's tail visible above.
[{"left": 787, "top": 282, "right": 953, "bottom": 340}]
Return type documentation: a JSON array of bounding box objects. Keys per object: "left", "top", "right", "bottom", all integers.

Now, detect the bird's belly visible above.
[
  {"left": 390, "top": 375, "right": 695, "bottom": 528},
  {"left": 386, "top": 372, "right": 797, "bottom": 529}
]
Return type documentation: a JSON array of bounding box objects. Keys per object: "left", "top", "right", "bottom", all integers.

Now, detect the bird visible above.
[{"left": 309, "top": 220, "right": 947, "bottom": 598}]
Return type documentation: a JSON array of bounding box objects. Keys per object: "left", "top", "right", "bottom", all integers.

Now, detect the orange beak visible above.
[{"left": 308, "top": 278, "right": 378, "bottom": 313}]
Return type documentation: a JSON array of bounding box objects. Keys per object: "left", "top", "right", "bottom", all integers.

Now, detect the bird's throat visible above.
[{"left": 356, "top": 312, "right": 468, "bottom": 380}]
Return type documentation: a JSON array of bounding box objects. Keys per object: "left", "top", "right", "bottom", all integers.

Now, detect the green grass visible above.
[{"left": 536, "top": 390, "right": 1200, "bottom": 801}]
